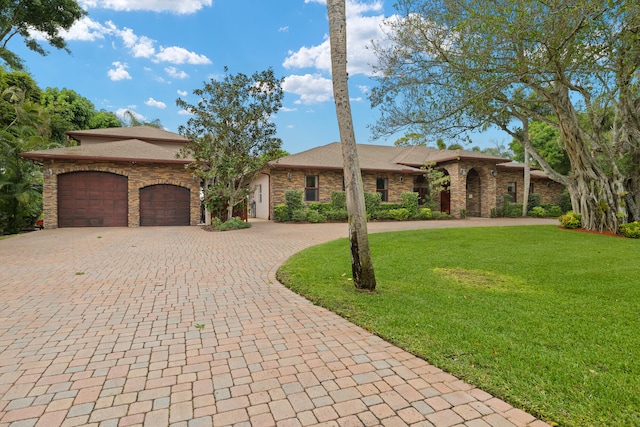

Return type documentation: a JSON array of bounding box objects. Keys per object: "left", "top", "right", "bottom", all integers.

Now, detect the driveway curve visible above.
[{"left": 0, "top": 218, "right": 554, "bottom": 427}]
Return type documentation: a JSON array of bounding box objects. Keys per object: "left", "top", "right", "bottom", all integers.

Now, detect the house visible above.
[
  {"left": 251, "top": 142, "right": 564, "bottom": 219},
  {"left": 21, "top": 126, "right": 201, "bottom": 228}
]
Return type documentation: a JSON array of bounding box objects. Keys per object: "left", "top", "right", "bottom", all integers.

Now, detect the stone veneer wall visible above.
[
  {"left": 42, "top": 160, "right": 200, "bottom": 228},
  {"left": 440, "top": 161, "right": 498, "bottom": 218},
  {"left": 496, "top": 170, "right": 565, "bottom": 208},
  {"left": 269, "top": 169, "right": 414, "bottom": 217}
]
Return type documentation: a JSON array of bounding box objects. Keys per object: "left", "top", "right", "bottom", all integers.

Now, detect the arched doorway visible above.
[
  {"left": 465, "top": 169, "right": 481, "bottom": 217},
  {"left": 413, "top": 169, "right": 451, "bottom": 214}
]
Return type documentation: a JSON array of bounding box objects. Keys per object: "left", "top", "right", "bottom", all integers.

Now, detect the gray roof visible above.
[
  {"left": 271, "top": 142, "right": 511, "bottom": 173},
  {"left": 66, "top": 126, "right": 189, "bottom": 143},
  {"left": 21, "top": 139, "right": 191, "bottom": 164}
]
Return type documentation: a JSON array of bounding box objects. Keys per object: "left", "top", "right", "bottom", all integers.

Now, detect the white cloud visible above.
[
  {"left": 279, "top": 26, "right": 289, "bottom": 33},
  {"left": 145, "top": 97, "right": 167, "bottom": 109},
  {"left": 283, "top": 0, "right": 386, "bottom": 77},
  {"left": 177, "top": 90, "right": 188, "bottom": 97},
  {"left": 280, "top": 106, "right": 298, "bottom": 112},
  {"left": 108, "top": 62, "right": 132, "bottom": 81},
  {"left": 165, "top": 67, "right": 189, "bottom": 79},
  {"left": 79, "top": 0, "right": 212, "bottom": 14},
  {"left": 178, "top": 109, "right": 194, "bottom": 116},
  {"left": 154, "top": 46, "right": 212, "bottom": 65},
  {"left": 282, "top": 74, "right": 333, "bottom": 105}
]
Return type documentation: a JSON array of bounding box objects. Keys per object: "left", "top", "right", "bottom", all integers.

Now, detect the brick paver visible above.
[{"left": 0, "top": 218, "right": 555, "bottom": 426}]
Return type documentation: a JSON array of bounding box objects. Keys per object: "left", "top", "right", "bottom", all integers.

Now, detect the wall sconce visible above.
[
  {"left": 546, "top": 181, "right": 552, "bottom": 187},
  {"left": 399, "top": 176, "right": 404, "bottom": 182},
  {"left": 460, "top": 167, "right": 467, "bottom": 176},
  {"left": 45, "top": 168, "right": 52, "bottom": 177},
  {"left": 490, "top": 168, "right": 497, "bottom": 177},
  {"left": 287, "top": 172, "right": 292, "bottom": 181}
]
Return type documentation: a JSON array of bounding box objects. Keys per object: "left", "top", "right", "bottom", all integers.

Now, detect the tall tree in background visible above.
[
  {"left": 177, "top": 68, "right": 284, "bottom": 221},
  {"left": 0, "top": 0, "right": 86, "bottom": 69},
  {"left": 327, "top": 0, "right": 376, "bottom": 291},
  {"left": 371, "top": 0, "right": 640, "bottom": 232}
]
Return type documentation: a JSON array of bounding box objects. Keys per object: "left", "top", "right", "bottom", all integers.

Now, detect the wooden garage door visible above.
[
  {"left": 139, "top": 184, "right": 190, "bottom": 226},
  {"left": 58, "top": 172, "right": 128, "bottom": 227}
]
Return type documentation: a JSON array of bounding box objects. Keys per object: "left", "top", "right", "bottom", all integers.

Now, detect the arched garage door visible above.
[
  {"left": 58, "top": 171, "right": 128, "bottom": 227},
  {"left": 140, "top": 184, "right": 190, "bottom": 226}
]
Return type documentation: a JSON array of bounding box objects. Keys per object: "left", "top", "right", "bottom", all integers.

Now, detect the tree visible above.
[
  {"left": 40, "top": 88, "right": 96, "bottom": 144},
  {"left": 371, "top": 0, "right": 640, "bottom": 231},
  {"left": 327, "top": 0, "right": 377, "bottom": 290},
  {"left": 0, "top": 0, "right": 86, "bottom": 69},
  {"left": 119, "top": 110, "right": 163, "bottom": 129},
  {"left": 177, "top": 67, "right": 284, "bottom": 221}
]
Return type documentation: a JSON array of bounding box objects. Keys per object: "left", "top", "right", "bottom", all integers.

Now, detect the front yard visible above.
[{"left": 277, "top": 225, "right": 639, "bottom": 427}]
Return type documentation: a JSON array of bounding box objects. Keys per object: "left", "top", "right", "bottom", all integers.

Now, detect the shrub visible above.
[
  {"left": 388, "top": 208, "right": 411, "bottom": 221},
  {"left": 325, "top": 209, "right": 348, "bottom": 222},
  {"left": 306, "top": 209, "right": 326, "bottom": 223},
  {"left": 559, "top": 210, "right": 582, "bottom": 229},
  {"left": 529, "top": 206, "right": 547, "bottom": 218},
  {"left": 364, "top": 192, "right": 382, "bottom": 213},
  {"left": 545, "top": 204, "right": 563, "bottom": 217},
  {"left": 416, "top": 207, "right": 432, "bottom": 220},
  {"left": 285, "top": 190, "right": 304, "bottom": 216},
  {"left": 273, "top": 204, "right": 289, "bottom": 222},
  {"left": 431, "top": 211, "right": 443, "bottom": 220},
  {"left": 559, "top": 189, "right": 572, "bottom": 213},
  {"left": 528, "top": 193, "right": 541, "bottom": 209},
  {"left": 401, "top": 192, "right": 420, "bottom": 215},
  {"left": 217, "top": 217, "right": 251, "bottom": 231},
  {"left": 619, "top": 221, "right": 640, "bottom": 238},
  {"left": 331, "top": 191, "right": 346, "bottom": 210},
  {"left": 291, "top": 209, "right": 307, "bottom": 222}
]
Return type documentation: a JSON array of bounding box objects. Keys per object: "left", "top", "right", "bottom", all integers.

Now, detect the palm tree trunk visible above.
[{"left": 327, "top": 0, "right": 376, "bottom": 290}]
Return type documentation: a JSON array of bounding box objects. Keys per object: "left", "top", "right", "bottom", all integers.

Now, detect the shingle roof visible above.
[
  {"left": 66, "top": 126, "right": 189, "bottom": 143},
  {"left": 21, "top": 139, "right": 191, "bottom": 164},
  {"left": 271, "top": 142, "right": 511, "bottom": 172}
]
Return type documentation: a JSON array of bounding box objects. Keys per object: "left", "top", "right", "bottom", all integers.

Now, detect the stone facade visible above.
[
  {"left": 496, "top": 170, "right": 565, "bottom": 207},
  {"left": 42, "top": 159, "right": 200, "bottom": 228}
]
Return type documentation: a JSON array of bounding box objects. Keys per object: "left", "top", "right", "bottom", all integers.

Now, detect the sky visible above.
[{"left": 12, "top": 0, "right": 508, "bottom": 155}]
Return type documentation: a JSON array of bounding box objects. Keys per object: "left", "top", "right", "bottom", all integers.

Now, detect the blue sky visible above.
[{"left": 13, "top": 0, "right": 508, "bottom": 154}]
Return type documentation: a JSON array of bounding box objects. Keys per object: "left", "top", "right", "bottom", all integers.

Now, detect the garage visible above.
[
  {"left": 58, "top": 171, "right": 128, "bottom": 227},
  {"left": 139, "top": 184, "right": 190, "bottom": 226}
]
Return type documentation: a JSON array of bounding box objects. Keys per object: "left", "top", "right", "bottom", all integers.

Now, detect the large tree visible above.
[
  {"left": 327, "top": 0, "right": 376, "bottom": 290},
  {"left": 0, "top": 0, "right": 86, "bottom": 69},
  {"left": 371, "top": 0, "right": 640, "bottom": 232},
  {"left": 177, "top": 67, "right": 284, "bottom": 221}
]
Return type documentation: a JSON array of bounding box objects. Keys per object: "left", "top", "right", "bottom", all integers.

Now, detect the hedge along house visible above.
[
  {"left": 21, "top": 126, "right": 201, "bottom": 228},
  {"left": 251, "top": 142, "right": 564, "bottom": 219}
]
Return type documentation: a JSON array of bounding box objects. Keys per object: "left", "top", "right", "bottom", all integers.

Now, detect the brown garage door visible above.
[
  {"left": 140, "top": 184, "right": 190, "bottom": 226},
  {"left": 58, "top": 172, "right": 128, "bottom": 227}
]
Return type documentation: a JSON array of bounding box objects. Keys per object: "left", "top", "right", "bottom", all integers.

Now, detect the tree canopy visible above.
[
  {"left": 0, "top": 0, "right": 86, "bottom": 69},
  {"left": 177, "top": 67, "right": 284, "bottom": 221},
  {"left": 371, "top": 0, "right": 640, "bottom": 232}
]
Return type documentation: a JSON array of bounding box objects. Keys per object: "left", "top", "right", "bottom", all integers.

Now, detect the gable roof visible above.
[
  {"left": 66, "top": 126, "right": 189, "bottom": 144},
  {"left": 270, "top": 142, "right": 511, "bottom": 173},
  {"left": 21, "top": 139, "right": 191, "bottom": 164}
]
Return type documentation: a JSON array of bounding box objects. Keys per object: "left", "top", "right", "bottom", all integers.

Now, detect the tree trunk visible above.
[
  {"left": 522, "top": 123, "right": 530, "bottom": 217},
  {"left": 327, "top": 0, "right": 376, "bottom": 290}
]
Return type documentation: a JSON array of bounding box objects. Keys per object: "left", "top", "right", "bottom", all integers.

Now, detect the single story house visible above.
[
  {"left": 21, "top": 126, "right": 200, "bottom": 228},
  {"left": 251, "top": 142, "right": 564, "bottom": 219}
]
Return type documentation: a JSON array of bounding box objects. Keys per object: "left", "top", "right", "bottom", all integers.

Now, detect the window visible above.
[
  {"left": 257, "top": 184, "right": 262, "bottom": 203},
  {"left": 507, "top": 182, "right": 517, "bottom": 202},
  {"left": 529, "top": 183, "right": 534, "bottom": 194},
  {"left": 376, "top": 177, "right": 388, "bottom": 202},
  {"left": 305, "top": 175, "right": 319, "bottom": 201}
]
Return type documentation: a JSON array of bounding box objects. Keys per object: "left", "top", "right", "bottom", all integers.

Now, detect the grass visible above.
[{"left": 277, "top": 225, "right": 640, "bottom": 427}]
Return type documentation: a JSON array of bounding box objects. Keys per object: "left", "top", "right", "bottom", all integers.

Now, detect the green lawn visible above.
[{"left": 277, "top": 225, "right": 639, "bottom": 427}]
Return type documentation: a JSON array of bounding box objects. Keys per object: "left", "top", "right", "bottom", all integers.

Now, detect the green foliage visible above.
[
  {"left": 387, "top": 208, "right": 411, "bottom": 220},
  {"left": 401, "top": 191, "right": 419, "bottom": 214},
  {"left": 216, "top": 217, "right": 251, "bottom": 231},
  {"left": 619, "top": 221, "right": 640, "bottom": 238},
  {"left": 325, "top": 209, "right": 348, "bottom": 222},
  {"left": 559, "top": 189, "right": 573, "bottom": 213},
  {"left": 529, "top": 206, "right": 547, "bottom": 218},
  {"left": 416, "top": 207, "right": 432, "bottom": 219},
  {"left": 496, "top": 194, "right": 523, "bottom": 218},
  {"left": 285, "top": 190, "right": 304, "bottom": 216},
  {"left": 0, "top": 0, "right": 86, "bottom": 70},
  {"left": 528, "top": 193, "right": 541, "bottom": 209},
  {"left": 421, "top": 163, "right": 450, "bottom": 209},
  {"left": 331, "top": 190, "right": 346, "bottom": 210},
  {"left": 178, "top": 67, "right": 284, "bottom": 221},
  {"left": 291, "top": 209, "right": 307, "bottom": 222},
  {"left": 559, "top": 211, "right": 582, "bottom": 229},
  {"left": 364, "top": 192, "right": 382, "bottom": 212},
  {"left": 510, "top": 121, "right": 571, "bottom": 175},
  {"left": 273, "top": 204, "right": 289, "bottom": 222},
  {"left": 305, "top": 209, "right": 326, "bottom": 223}
]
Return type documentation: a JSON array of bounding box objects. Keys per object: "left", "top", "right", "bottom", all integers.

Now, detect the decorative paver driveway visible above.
[{"left": 0, "top": 219, "right": 554, "bottom": 427}]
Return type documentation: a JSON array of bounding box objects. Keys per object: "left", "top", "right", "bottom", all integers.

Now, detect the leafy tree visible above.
[
  {"left": 371, "top": 0, "right": 640, "bottom": 231},
  {"left": 177, "top": 67, "right": 284, "bottom": 221},
  {"left": 88, "top": 110, "right": 121, "bottom": 130},
  {"left": 40, "top": 88, "right": 96, "bottom": 144},
  {"left": 119, "top": 109, "right": 163, "bottom": 128},
  {"left": 0, "top": 0, "right": 86, "bottom": 69},
  {"left": 0, "top": 87, "right": 50, "bottom": 234},
  {"left": 327, "top": 0, "right": 376, "bottom": 290},
  {"left": 510, "top": 121, "right": 571, "bottom": 175}
]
